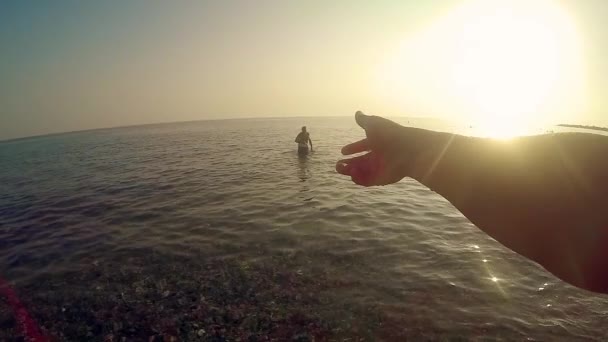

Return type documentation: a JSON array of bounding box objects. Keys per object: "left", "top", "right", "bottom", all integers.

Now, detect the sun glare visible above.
[
  {"left": 474, "top": 120, "right": 532, "bottom": 139},
  {"left": 377, "top": 0, "right": 586, "bottom": 138}
]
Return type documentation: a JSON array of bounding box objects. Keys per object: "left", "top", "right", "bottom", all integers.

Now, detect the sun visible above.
[{"left": 376, "top": 0, "right": 586, "bottom": 138}]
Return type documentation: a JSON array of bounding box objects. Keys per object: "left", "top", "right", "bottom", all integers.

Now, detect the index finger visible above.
[{"left": 341, "top": 138, "right": 369, "bottom": 155}]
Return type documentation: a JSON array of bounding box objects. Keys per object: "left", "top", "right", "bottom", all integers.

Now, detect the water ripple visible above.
[{"left": 1, "top": 118, "right": 607, "bottom": 340}]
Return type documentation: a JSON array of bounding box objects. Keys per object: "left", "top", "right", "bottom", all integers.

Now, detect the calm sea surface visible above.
[{"left": 1, "top": 117, "right": 607, "bottom": 341}]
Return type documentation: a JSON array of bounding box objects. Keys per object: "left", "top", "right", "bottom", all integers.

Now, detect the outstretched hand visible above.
[
  {"left": 337, "top": 111, "right": 608, "bottom": 293},
  {"left": 336, "top": 111, "right": 432, "bottom": 186}
]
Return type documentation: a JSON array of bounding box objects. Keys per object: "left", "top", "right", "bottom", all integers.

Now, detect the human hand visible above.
[{"left": 336, "top": 111, "right": 433, "bottom": 186}]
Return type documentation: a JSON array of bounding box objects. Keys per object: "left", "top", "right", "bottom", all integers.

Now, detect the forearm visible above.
[
  {"left": 408, "top": 135, "right": 536, "bottom": 250},
  {"left": 409, "top": 132, "right": 608, "bottom": 292}
]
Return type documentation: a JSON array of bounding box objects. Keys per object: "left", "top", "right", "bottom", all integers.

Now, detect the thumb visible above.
[
  {"left": 355, "top": 110, "right": 370, "bottom": 129},
  {"left": 355, "top": 111, "right": 401, "bottom": 136}
]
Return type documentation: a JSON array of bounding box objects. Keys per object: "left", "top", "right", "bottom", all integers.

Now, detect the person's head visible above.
[{"left": 302, "top": 126, "right": 307, "bottom": 132}]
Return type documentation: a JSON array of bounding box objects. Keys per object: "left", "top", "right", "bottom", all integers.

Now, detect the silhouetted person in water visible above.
[
  {"left": 337, "top": 111, "right": 608, "bottom": 293},
  {"left": 295, "top": 126, "right": 313, "bottom": 155}
]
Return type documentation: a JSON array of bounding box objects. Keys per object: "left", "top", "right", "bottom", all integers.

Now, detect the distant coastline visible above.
[{"left": 557, "top": 124, "right": 608, "bottom": 133}]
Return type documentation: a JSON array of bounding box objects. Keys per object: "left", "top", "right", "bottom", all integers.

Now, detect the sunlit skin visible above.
[{"left": 337, "top": 111, "right": 608, "bottom": 293}]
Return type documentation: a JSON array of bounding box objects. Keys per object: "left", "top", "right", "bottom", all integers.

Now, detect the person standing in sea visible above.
[
  {"left": 337, "top": 111, "right": 608, "bottom": 294},
  {"left": 295, "top": 126, "right": 313, "bottom": 155}
]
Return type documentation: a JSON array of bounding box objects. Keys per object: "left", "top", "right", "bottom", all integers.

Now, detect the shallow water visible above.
[{"left": 1, "top": 117, "right": 607, "bottom": 340}]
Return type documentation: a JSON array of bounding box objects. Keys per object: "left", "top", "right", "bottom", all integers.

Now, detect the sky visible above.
[{"left": 1, "top": 0, "right": 608, "bottom": 140}]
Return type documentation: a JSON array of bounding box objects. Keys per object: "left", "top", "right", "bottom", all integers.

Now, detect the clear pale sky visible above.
[{"left": 1, "top": 0, "right": 607, "bottom": 140}]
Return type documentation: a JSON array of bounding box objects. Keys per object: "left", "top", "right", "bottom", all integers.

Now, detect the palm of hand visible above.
[{"left": 337, "top": 150, "right": 405, "bottom": 186}]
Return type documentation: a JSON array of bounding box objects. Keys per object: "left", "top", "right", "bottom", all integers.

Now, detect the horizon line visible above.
[
  {"left": 0, "top": 114, "right": 360, "bottom": 144},
  {"left": 2, "top": 113, "right": 462, "bottom": 143},
  {"left": 1, "top": 114, "right": 602, "bottom": 144}
]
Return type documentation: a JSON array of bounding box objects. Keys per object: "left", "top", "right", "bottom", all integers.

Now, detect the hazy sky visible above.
[{"left": 1, "top": 0, "right": 608, "bottom": 140}]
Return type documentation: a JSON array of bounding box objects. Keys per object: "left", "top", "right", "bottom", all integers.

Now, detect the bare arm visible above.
[
  {"left": 309, "top": 137, "right": 313, "bottom": 151},
  {"left": 337, "top": 111, "right": 608, "bottom": 293},
  {"left": 413, "top": 132, "right": 608, "bottom": 292}
]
